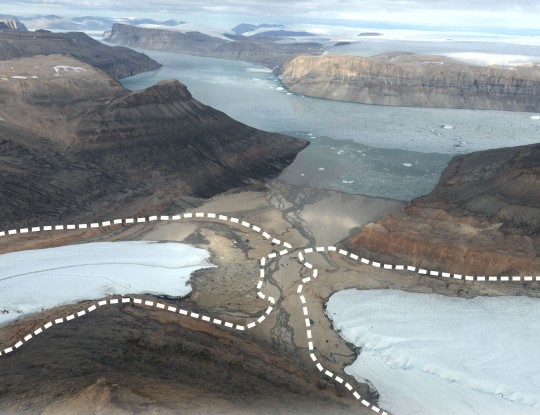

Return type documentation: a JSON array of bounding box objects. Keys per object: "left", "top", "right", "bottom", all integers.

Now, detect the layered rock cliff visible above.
[
  {"left": 104, "top": 23, "right": 323, "bottom": 68},
  {"left": 0, "top": 55, "right": 308, "bottom": 231},
  {"left": 0, "top": 29, "right": 161, "bottom": 79},
  {"left": 0, "top": 17, "right": 27, "bottom": 31},
  {"left": 344, "top": 143, "right": 540, "bottom": 275},
  {"left": 280, "top": 54, "right": 540, "bottom": 111}
]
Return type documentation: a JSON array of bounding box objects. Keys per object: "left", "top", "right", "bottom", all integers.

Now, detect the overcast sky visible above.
[{"left": 3, "top": 0, "right": 540, "bottom": 33}]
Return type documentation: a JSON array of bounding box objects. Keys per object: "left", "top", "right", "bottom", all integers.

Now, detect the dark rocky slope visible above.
[
  {"left": 344, "top": 143, "right": 540, "bottom": 275},
  {"left": 0, "top": 55, "right": 307, "bottom": 231},
  {"left": 280, "top": 54, "right": 540, "bottom": 111},
  {"left": 104, "top": 23, "right": 323, "bottom": 68},
  {"left": 0, "top": 18, "right": 27, "bottom": 31},
  {"left": 0, "top": 29, "right": 161, "bottom": 79},
  {"left": 0, "top": 299, "right": 367, "bottom": 415}
]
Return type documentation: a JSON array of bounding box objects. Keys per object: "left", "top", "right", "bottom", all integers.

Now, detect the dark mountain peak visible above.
[
  {"left": 0, "top": 29, "right": 161, "bottom": 79},
  {"left": 0, "top": 17, "right": 28, "bottom": 31},
  {"left": 113, "top": 80, "right": 193, "bottom": 108},
  {"left": 231, "top": 23, "right": 283, "bottom": 35}
]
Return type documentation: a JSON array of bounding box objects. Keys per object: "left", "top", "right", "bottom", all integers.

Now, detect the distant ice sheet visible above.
[
  {"left": 446, "top": 52, "right": 539, "bottom": 66},
  {"left": 0, "top": 242, "right": 213, "bottom": 326},
  {"left": 246, "top": 67, "right": 273, "bottom": 73},
  {"left": 327, "top": 289, "right": 540, "bottom": 415}
]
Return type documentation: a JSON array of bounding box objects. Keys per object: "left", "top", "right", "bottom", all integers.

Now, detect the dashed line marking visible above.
[{"left": 1, "top": 214, "right": 537, "bottom": 415}]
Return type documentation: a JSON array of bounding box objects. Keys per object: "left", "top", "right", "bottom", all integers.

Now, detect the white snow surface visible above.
[
  {"left": 0, "top": 241, "right": 213, "bottom": 326},
  {"left": 326, "top": 289, "right": 540, "bottom": 415},
  {"left": 53, "top": 65, "right": 88, "bottom": 75},
  {"left": 446, "top": 52, "right": 539, "bottom": 66}
]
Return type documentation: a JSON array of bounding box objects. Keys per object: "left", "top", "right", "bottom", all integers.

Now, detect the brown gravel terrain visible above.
[{"left": 1, "top": 181, "right": 538, "bottom": 414}]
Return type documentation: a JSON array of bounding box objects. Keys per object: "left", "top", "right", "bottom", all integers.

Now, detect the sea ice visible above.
[
  {"left": 326, "top": 289, "right": 540, "bottom": 415},
  {"left": 0, "top": 241, "right": 213, "bottom": 326},
  {"left": 530, "top": 115, "right": 540, "bottom": 120}
]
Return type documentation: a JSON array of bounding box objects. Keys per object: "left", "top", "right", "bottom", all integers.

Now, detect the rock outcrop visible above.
[
  {"left": 0, "top": 17, "right": 27, "bottom": 31},
  {"left": 105, "top": 23, "right": 323, "bottom": 68},
  {"left": 280, "top": 54, "right": 540, "bottom": 112},
  {"left": 0, "top": 29, "right": 161, "bottom": 79},
  {"left": 0, "top": 55, "right": 308, "bottom": 231},
  {"left": 344, "top": 144, "right": 540, "bottom": 275}
]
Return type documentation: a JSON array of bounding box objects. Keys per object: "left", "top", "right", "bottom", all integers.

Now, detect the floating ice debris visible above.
[
  {"left": 11, "top": 75, "right": 28, "bottom": 79},
  {"left": 441, "top": 125, "right": 454, "bottom": 129},
  {"left": 318, "top": 167, "right": 325, "bottom": 171},
  {"left": 530, "top": 115, "right": 540, "bottom": 120},
  {"left": 301, "top": 173, "right": 305, "bottom": 176},
  {"left": 31, "top": 76, "right": 38, "bottom": 79},
  {"left": 286, "top": 92, "right": 293, "bottom": 95},
  {"left": 276, "top": 87, "right": 284, "bottom": 91},
  {"left": 403, "top": 163, "right": 413, "bottom": 167},
  {"left": 337, "top": 150, "right": 345, "bottom": 155},
  {"left": 342, "top": 180, "right": 355, "bottom": 184}
]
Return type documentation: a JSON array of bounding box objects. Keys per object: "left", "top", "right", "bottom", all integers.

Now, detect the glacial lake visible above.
[{"left": 120, "top": 49, "right": 540, "bottom": 201}]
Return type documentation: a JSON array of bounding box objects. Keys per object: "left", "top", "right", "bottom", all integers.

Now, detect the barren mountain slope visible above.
[
  {"left": 0, "top": 55, "right": 307, "bottom": 231},
  {"left": 344, "top": 143, "right": 540, "bottom": 275}
]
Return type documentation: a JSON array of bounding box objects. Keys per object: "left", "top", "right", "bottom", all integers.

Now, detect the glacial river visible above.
[{"left": 121, "top": 49, "right": 540, "bottom": 201}]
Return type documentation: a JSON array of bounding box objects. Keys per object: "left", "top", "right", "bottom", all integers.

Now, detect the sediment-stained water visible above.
[{"left": 120, "top": 50, "right": 539, "bottom": 200}]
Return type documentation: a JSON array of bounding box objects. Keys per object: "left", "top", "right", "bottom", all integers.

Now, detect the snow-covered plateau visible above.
[
  {"left": 0, "top": 241, "right": 213, "bottom": 326},
  {"left": 326, "top": 289, "right": 540, "bottom": 415}
]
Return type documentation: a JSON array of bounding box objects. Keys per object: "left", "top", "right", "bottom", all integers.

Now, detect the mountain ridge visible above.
[{"left": 279, "top": 54, "right": 540, "bottom": 111}]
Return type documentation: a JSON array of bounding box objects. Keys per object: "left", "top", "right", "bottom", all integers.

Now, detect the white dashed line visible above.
[{"left": 2, "top": 214, "right": 536, "bottom": 415}]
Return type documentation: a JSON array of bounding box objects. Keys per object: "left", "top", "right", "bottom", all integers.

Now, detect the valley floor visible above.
[{"left": 0, "top": 181, "right": 538, "bottom": 414}]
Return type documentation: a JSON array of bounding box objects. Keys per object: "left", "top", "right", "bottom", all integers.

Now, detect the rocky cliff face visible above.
[
  {"left": 280, "top": 54, "right": 540, "bottom": 111},
  {"left": 0, "top": 55, "right": 308, "bottom": 231},
  {"left": 0, "top": 29, "right": 161, "bottom": 79},
  {"left": 344, "top": 144, "right": 540, "bottom": 275},
  {"left": 0, "top": 18, "right": 27, "bottom": 31},
  {"left": 105, "top": 23, "right": 323, "bottom": 68}
]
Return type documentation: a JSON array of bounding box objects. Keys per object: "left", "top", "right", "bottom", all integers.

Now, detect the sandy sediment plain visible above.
[{"left": 0, "top": 181, "right": 538, "bottom": 414}]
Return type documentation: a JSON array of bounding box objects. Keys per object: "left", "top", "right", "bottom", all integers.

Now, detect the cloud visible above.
[{"left": 4, "top": 0, "right": 540, "bottom": 31}]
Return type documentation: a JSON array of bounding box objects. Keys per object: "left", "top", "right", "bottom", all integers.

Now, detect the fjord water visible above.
[{"left": 121, "top": 50, "right": 539, "bottom": 201}]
